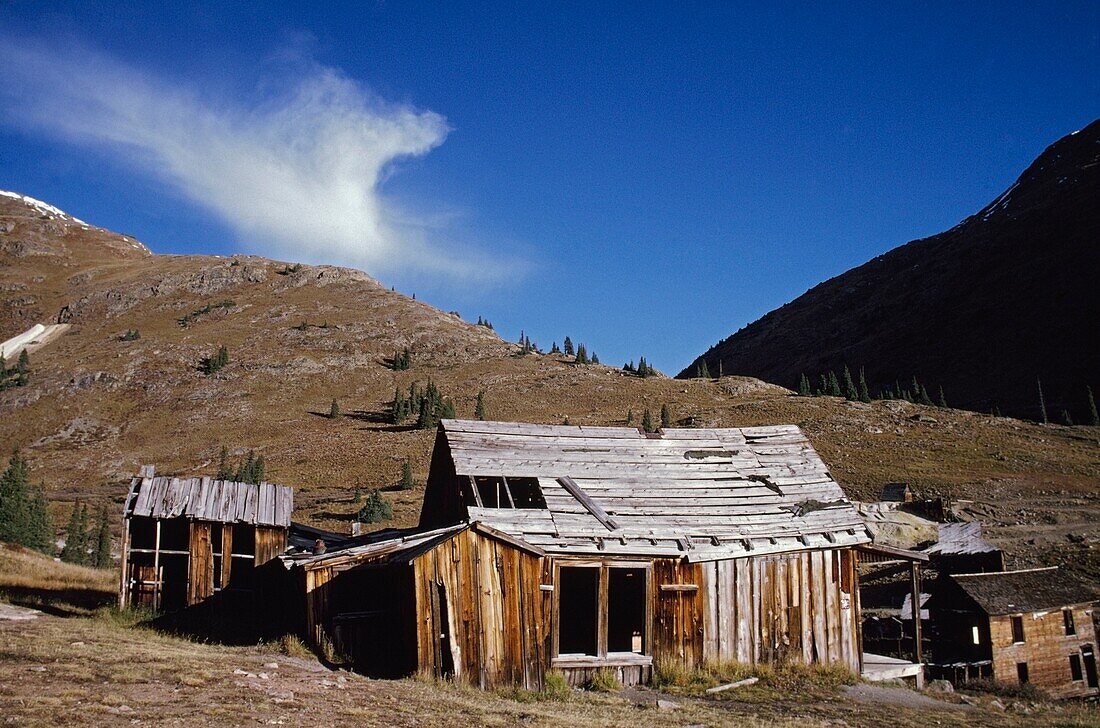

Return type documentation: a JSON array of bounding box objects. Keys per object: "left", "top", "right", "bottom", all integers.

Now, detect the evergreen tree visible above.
[
  {"left": 626, "top": 409, "right": 634, "bottom": 425},
  {"left": 842, "top": 365, "right": 858, "bottom": 401},
  {"left": 0, "top": 450, "right": 30, "bottom": 546},
  {"left": 551, "top": 342, "right": 561, "bottom": 354},
  {"left": 858, "top": 368, "right": 871, "bottom": 403},
  {"left": 1087, "top": 386, "right": 1099, "bottom": 427},
  {"left": 329, "top": 399, "right": 340, "bottom": 419},
  {"left": 390, "top": 348, "right": 411, "bottom": 370},
  {"left": 575, "top": 344, "right": 589, "bottom": 364},
  {"left": 827, "top": 371, "right": 842, "bottom": 397},
  {"left": 91, "top": 505, "right": 111, "bottom": 568},
  {"left": 918, "top": 385, "right": 933, "bottom": 406},
  {"left": 1062, "top": 409, "right": 1074, "bottom": 426},
  {"left": 697, "top": 360, "right": 712, "bottom": 379},
  {"left": 24, "top": 481, "right": 53, "bottom": 555},
  {"left": 817, "top": 374, "right": 828, "bottom": 396},
  {"left": 390, "top": 387, "right": 407, "bottom": 425},
  {"left": 591, "top": 352, "right": 599, "bottom": 364},
  {"left": 642, "top": 408, "right": 655, "bottom": 433},
  {"left": 441, "top": 398, "right": 456, "bottom": 420},
  {"left": 660, "top": 404, "right": 671, "bottom": 429},
  {"left": 475, "top": 390, "right": 487, "bottom": 420},
  {"left": 61, "top": 502, "right": 89, "bottom": 565},
  {"left": 253, "top": 455, "right": 265, "bottom": 484},
  {"left": 1037, "top": 377, "right": 1048, "bottom": 423},
  {"left": 357, "top": 491, "right": 393, "bottom": 523},
  {"left": 399, "top": 459, "right": 415, "bottom": 491},
  {"left": 563, "top": 337, "right": 574, "bottom": 356},
  {"left": 216, "top": 445, "right": 233, "bottom": 480},
  {"left": 718, "top": 360, "right": 723, "bottom": 378},
  {"left": 937, "top": 386, "right": 948, "bottom": 409},
  {"left": 797, "top": 373, "right": 811, "bottom": 396}
]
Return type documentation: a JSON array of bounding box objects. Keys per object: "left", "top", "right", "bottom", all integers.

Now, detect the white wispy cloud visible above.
[{"left": 0, "top": 36, "right": 515, "bottom": 281}]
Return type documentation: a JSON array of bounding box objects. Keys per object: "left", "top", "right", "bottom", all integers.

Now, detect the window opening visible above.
[
  {"left": 1070, "top": 654, "right": 1083, "bottom": 681},
  {"left": 507, "top": 477, "right": 547, "bottom": 509},
  {"left": 558, "top": 567, "right": 599, "bottom": 656},
  {"left": 1063, "top": 609, "right": 1076, "bottom": 636},
  {"left": 1010, "top": 615, "right": 1025, "bottom": 643},
  {"left": 1016, "top": 662, "right": 1029, "bottom": 684},
  {"left": 971, "top": 625, "right": 980, "bottom": 645},
  {"left": 607, "top": 568, "right": 646, "bottom": 653},
  {"left": 468, "top": 476, "right": 547, "bottom": 509}
]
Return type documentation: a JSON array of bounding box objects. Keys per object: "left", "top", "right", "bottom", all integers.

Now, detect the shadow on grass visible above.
[{"left": 0, "top": 584, "right": 116, "bottom": 617}]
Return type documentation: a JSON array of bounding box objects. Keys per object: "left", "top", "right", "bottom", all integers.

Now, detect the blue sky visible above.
[{"left": 1, "top": 2, "right": 1096, "bottom": 373}]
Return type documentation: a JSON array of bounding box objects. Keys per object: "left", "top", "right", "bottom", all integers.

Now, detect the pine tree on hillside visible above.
[
  {"left": 591, "top": 352, "right": 599, "bottom": 364},
  {"left": 660, "top": 404, "right": 671, "bottom": 429},
  {"left": 92, "top": 505, "right": 111, "bottom": 568},
  {"left": 0, "top": 450, "right": 30, "bottom": 545},
  {"left": 563, "top": 337, "right": 574, "bottom": 356},
  {"left": 642, "top": 408, "right": 655, "bottom": 434},
  {"left": 551, "top": 342, "right": 561, "bottom": 354},
  {"left": 938, "top": 386, "right": 948, "bottom": 409},
  {"left": 358, "top": 491, "right": 393, "bottom": 524},
  {"left": 842, "top": 366, "right": 859, "bottom": 401},
  {"left": 1037, "top": 377, "right": 1048, "bottom": 423},
  {"left": 797, "top": 373, "right": 811, "bottom": 396},
  {"left": 329, "top": 399, "right": 340, "bottom": 419},
  {"left": 61, "top": 502, "right": 89, "bottom": 565},
  {"left": 697, "top": 360, "right": 712, "bottom": 379},
  {"left": 475, "top": 390, "right": 487, "bottom": 420},
  {"left": 827, "top": 372, "right": 842, "bottom": 397},
  {"left": 626, "top": 409, "right": 634, "bottom": 425},
  {"left": 216, "top": 446, "right": 233, "bottom": 480},
  {"left": 817, "top": 374, "right": 828, "bottom": 396},
  {"left": 1062, "top": 410, "right": 1074, "bottom": 426},
  {"left": 858, "top": 368, "right": 871, "bottom": 403},
  {"left": 399, "top": 459, "right": 415, "bottom": 491},
  {"left": 575, "top": 344, "right": 589, "bottom": 364},
  {"left": 1087, "top": 386, "right": 1099, "bottom": 427},
  {"left": 25, "top": 482, "right": 53, "bottom": 555}
]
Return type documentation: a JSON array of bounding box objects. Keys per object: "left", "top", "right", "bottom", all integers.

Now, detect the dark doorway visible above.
[
  {"left": 1016, "top": 662, "right": 1029, "bottom": 684},
  {"left": 1083, "top": 645, "right": 1098, "bottom": 689},
  {"left": 607, "top": 568, "right": 646, "bottom": 653},
  {"left": 558, "top": 567, "right": 598, "bottom": 655},
  {"left": 436, "top": 582, "right": 455, "bottom": 678}
]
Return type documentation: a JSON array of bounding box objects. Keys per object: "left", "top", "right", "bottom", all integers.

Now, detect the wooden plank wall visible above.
[
  {"left": 255, "top": 526, "right": 288, "bottom": 565},
  {"left": 653, "top": 558, "right": 704, "bottom": 668},
  {"left": 187, "top": 522, "right": 215, "bottom": 605},
  {"left": 413, "top": 529, "right": 546, "bottom": 690},
  {"left": 699, "top": 548, "right": 860, "bottom": 674}
]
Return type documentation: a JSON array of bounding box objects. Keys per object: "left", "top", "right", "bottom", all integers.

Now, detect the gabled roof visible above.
[
  {"left": 951, "top": 567, "right": 1099, "bottom": 615},
  {"left": 124, "top": 474, "right": 293, "bottom": 528},
  {"left": 438, "top": 419, "right": 870, "bottom": 561}
]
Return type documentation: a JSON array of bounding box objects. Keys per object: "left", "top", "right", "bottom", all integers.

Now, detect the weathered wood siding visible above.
[
  {"left": 654, "top": 558, "right": 704, "bottom": 668},
  {"left": 988, "top": 606, "right": 1098, "bottom": 698},
  {"left": 187, "top": 522, "right": 214, "bottom": 605},
  {"left": 699, "top": 548, "right": 860, "bottom": 673},
  {"left": 413, "top": 529, "right": 546, "bottom": 690},
  {"left": 255, "top": 526, "right": 288, "bottom": 565}
]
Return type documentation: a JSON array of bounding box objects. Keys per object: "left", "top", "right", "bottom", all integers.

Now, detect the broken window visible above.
[
  {"left": 1016, "top": 662, "right": 1029, "bottom": 684},
  {"left": 1070, "top": 654, "right": 1083, "bottom": 681},
  {"left": 558, "top": 566, "right": 599, "bottom": 655},
  {"left": 607, "top": 568, "right": 646, "bottom": 654},
  {"left": 1063, "top": 609, "right": 1076, "bottom": 636},
  {"left": 1011, "top": 615, "right": 1025, "bottom": 644},
  {"left": 465, "top": 476, "right": 546, "bottom": 509},
  {"left": 556, "top": 563, "right": 649, "bottom": 660}
]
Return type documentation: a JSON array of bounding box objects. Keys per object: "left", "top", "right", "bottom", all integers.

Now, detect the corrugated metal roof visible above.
[
  {"left": 440, "top": 419, "right": 871, "bottom": 561},
  {"left": 123, "top": 475, "right": 293, "bottom": 527}
]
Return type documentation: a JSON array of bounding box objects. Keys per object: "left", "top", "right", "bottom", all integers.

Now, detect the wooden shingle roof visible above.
[
  {"left": 124, "top": 475, "right": 293, "bottom": 528},
  {"left": 951, "top": 567, "right": 1099, "bottom": 615},
  {"left": 440, "top": 419, "right": 870, "bottom": 561}
]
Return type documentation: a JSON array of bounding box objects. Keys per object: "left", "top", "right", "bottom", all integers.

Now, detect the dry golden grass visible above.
[{"left": 0, "top": 542, "right": 116, "bottom": 616}]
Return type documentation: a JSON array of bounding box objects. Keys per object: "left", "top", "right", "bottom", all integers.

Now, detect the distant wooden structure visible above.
[
  {"left": 856, "top": 542, "right": 929, "bottom": 686},
  {"left": 930, "top": 567, "right": 1099, "bottom": 697},
  {"left": 119, "top": 467, "right": 292, "bottom": 612},
  {"left": 923, "top": 522, "right": 1004, "bottom": 574},
  {"left": 285, "top": 420, "right": 873, "bottom": 689}
]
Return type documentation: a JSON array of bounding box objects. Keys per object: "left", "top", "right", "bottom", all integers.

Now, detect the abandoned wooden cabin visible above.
[
  {"left": 930, "top": 567, "right": 1099, "bottom": 697},
  {"left": 284, "top": 419, "right": 874, "bottom": 689},
  {"left": 119, "top": 469, "right": 292, "bottom": 612}
]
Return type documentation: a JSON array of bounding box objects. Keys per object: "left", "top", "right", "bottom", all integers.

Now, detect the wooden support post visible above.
[
  {"left": 152, "top": 519, "right": 162, "bottom": 610},
  {"left": 118, "top": 517, "right": 131, "bottom": 609},
  {"left": 909, "top": 560, "right": 923, "bottom": 668}
]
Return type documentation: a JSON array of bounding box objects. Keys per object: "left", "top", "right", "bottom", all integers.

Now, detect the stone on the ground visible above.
[
  {"left": 926, "top": 679, "right": 954, "bottom": 693},
  {"left": 656, "top": 699, "right": 680, "bottom": 710}
]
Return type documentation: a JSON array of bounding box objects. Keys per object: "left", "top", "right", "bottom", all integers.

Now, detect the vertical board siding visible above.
[
  {"left": 187, "top": 521, "right": 214, "bottom": 605},
  {"left": 653, "top": 558, "right": 704, "bottom": 668},
  {"left": 699, "top": 548, "right": 860, "bottom": 674}
]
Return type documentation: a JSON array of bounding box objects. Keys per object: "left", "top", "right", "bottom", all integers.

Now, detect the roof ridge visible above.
[{"left": 954, "top": 566, "right": 1059, "bottom": 578}]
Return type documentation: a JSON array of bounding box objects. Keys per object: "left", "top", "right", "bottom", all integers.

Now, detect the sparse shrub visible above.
[
  {"left": 543, "top": 670, "right": 571, "bottom": 698},
  {"left": 959, "top": 678, "right": 1049, "bottom": 702},
  {"left": 358, "top": 491, "right": 393, "bottom": 523},
  {"left": 200, "top": 345, "right": 229, "bottom": 375},
  {"left": 390, "top": 348, "right": 412, "bottom": 370},
  {"left": 585, "top": 668, "right": 621, "bottom": 692},
  {"left": 276, "top": 633, "right": 313, "bottom": 659},
  {"left": 178, "top": 299, "right": 235, "bottom": 328},
  {"left": 475, "top": 390, "right": 487, "bottom": 420},
  {"left": 119, "top": 329, "right": 140, "bottom": 341}
]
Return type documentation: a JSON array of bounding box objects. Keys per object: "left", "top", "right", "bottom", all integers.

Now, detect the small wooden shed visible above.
[
  {"left": 119, "top": 469, "right": 292, "bottom": 612},
  {"left": 930, "top": 567, "right": 1099, "bottom": 697},
  {"left": 291, "top": 420, "right": 873, "bottom": 689}
]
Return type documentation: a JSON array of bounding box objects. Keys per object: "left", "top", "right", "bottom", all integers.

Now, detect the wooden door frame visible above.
[{"left": 551, "top": 558, "right": 653, "bottom": 661}]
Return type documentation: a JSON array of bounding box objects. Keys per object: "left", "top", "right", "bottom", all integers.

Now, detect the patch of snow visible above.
[
  {"left": 0, "top": 189, "right": 88, "bottom": 225},
  {"left": 979, "top": 182, "right": 1018, "bottom": 221}
]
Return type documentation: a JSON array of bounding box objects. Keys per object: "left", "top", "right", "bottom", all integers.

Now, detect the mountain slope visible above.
[
  {"left": 680, "top": 121, "right": 1100, "bottom": 421},
  {"left": 1, "top": 187, "right": 1098, "bottom": 585}
]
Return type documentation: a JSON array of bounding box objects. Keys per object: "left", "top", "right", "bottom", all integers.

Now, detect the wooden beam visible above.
[
  {"left": 557, "top": 476, "right": 620, "bottom": 532},
  {"left": 857, "top": 542, "right": 929, "bottom": 563},
  {"left": 910, "top": 561, "right": 923, "bottom": 666},
  {"left": 659, "top": 584, "right": 699, "bottom": 592},
  {"left": 471, "top": 522, "right": 546, "bottom": 557}
]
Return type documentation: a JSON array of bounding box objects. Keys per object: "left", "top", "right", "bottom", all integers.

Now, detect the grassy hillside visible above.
[{"left": 2, "top": 191, "right": 1098, "bottom": 585}]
